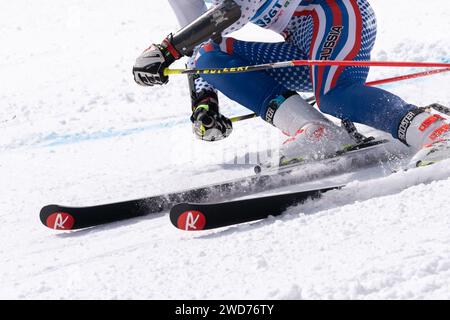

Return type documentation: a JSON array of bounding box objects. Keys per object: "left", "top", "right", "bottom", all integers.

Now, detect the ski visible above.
[
  {"left": 40, "top": 138, "right": 397, "bottom": 231},
  {"left": 170, "top": 185, "right": 342, "bottom": 231},
  {"left": 40, "top": 170, "right": 339, "bottom": 231},
  {"left": 40, "top": 174, "right": 273, "bottom": 230},
  {"left": 254, "top": 138, "right": 389, "bottom": 174}
]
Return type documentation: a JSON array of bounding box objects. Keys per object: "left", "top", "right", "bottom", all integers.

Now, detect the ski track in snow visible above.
[{"left": 0, "top": 0, "right": 449, "bottom": 299}]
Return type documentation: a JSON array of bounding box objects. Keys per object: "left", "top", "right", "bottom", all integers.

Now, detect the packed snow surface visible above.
[{"left": 0, "top": 0, "right": 449, "bottom": 299}]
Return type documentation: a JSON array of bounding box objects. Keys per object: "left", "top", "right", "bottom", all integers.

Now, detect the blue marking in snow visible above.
[{"left": 40, "top": 117, "right": 190, "bottom": 147}]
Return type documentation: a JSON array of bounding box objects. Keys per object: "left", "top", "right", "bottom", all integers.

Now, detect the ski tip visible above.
[
  {"left": 40, "top": 205, "right": 76, "bottom": 231},
  {"left": 170, "top": 204, "right": 207, "bottom": 231}
]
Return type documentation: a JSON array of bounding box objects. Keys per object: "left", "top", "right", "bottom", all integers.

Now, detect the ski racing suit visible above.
[{"left": 169, "top": 0, "right": 417, "bottom": 140}]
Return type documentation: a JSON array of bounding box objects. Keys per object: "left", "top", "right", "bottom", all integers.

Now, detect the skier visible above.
[{"left": 133, "top": 0, "right": 450, "bottom": 166}]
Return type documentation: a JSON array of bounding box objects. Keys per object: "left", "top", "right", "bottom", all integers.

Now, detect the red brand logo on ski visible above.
[
  {"left": 46, "top": 212, "right": 75, "bottom": 230},
  {"left": 177, "top": 211, "right": 206, "bottom": 231}
]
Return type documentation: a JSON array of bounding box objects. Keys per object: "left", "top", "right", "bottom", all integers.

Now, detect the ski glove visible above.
[
  {"left": 133, "top": 38, "right": 180, "bottom": 86},
  {"left": 191, "top": 104, "right": 233, "bottom": 142}
]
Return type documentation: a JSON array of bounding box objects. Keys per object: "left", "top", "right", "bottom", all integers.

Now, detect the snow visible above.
[{"left": 0, "top": 0, "right": 449, "bottom": 299}]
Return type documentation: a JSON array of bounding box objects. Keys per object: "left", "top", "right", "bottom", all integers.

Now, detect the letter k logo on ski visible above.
[
  {"left": 177, "top": 211, "right": 206, "bottom": 231},
  {"left": 46, "top": 212, "right": 75, "bottom": 230}
]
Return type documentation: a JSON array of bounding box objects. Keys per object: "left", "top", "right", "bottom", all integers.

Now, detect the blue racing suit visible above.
[{"left": 192, "top": 0, "right": 415, "bottom": 138}]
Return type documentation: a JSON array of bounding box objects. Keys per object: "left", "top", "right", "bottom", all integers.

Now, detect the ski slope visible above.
[{"left": 0, "top": 0, "right": 449, "bottom": 299}]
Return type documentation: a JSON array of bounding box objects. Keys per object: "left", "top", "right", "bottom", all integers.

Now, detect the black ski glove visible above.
[
  {"left": 133, "top": 37, "right": 180, "bottom": 86},
  {"left": 191, "top": 98, "right": 233, "bottom": 142}
]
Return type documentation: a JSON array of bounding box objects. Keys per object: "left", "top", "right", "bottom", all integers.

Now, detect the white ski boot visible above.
[
  {"left": 411, "top": 130, "right": 450, "bottom": 167},
  {"left": 266, "top": 93, "right": 355, "bottom": 165},
  {"left": 279, "top": 122, "right": 356, "bottom": 165},
  {"left": 399, "top": 107, "right": 450, "bottom": 167}
]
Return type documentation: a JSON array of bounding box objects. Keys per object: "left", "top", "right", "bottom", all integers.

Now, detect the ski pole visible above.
[
  {"left": 229, "top": 67, "right": 450, "bottom": 123},
  {"left": 230, "top": 113, "right": 257, "bottom": 123},
  {"left": 164, "top": 60, "right": 450, "bottom": 76},
  {"left": 366, "top": 67, "right": 450, "bottom": 86}
]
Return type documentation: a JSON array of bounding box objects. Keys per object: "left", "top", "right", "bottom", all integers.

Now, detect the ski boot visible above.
[
  {"left": 264, "top": 92, "right": 355, "bottom": 166},
  {"left": 398, "top": 106, "right": 450, "bottom": 167},
  {"left": 279, "top": 122, "right": 357, "bottom": 165}
]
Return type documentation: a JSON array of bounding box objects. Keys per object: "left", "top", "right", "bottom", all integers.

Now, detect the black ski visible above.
[
  {"left": 40, "top": 175, "right": 271, "bottom": 230},
  {"left": 170, "top": 185, "right": 341, "bottom": 231},
  {"left": 40, "top": 138, "right": 394, "bottom": 231},
  {"left": 40, "top": 171, "right": 331, "bottom": 231},
  {"left": 40, "top": 102, "right": 444, "bottom": 232}
]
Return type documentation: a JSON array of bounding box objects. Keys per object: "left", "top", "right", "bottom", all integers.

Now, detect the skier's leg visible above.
[
  {"left": 320, "top": 83, "right": 413, "bottom": 138},
  {"left": 305, "top": 1, "right": 416, "bottom": 140},
  {"left": 194, "top": 40, "right": 302, "bottom": 117},
  {"left": 328, "top": 82, "right": 450, "bottom": 167},
  {"left": 310, "top": 0, "right": 450, "bottom": 165},
  {"left": 312, "top": 0, "right": 416, "bottom": 139},
  {"left": 195, "top": 39, "right": 356, "bottom": 162},
  {"left": 195, "top": 38, "right": 339, "bottom": 131}
]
